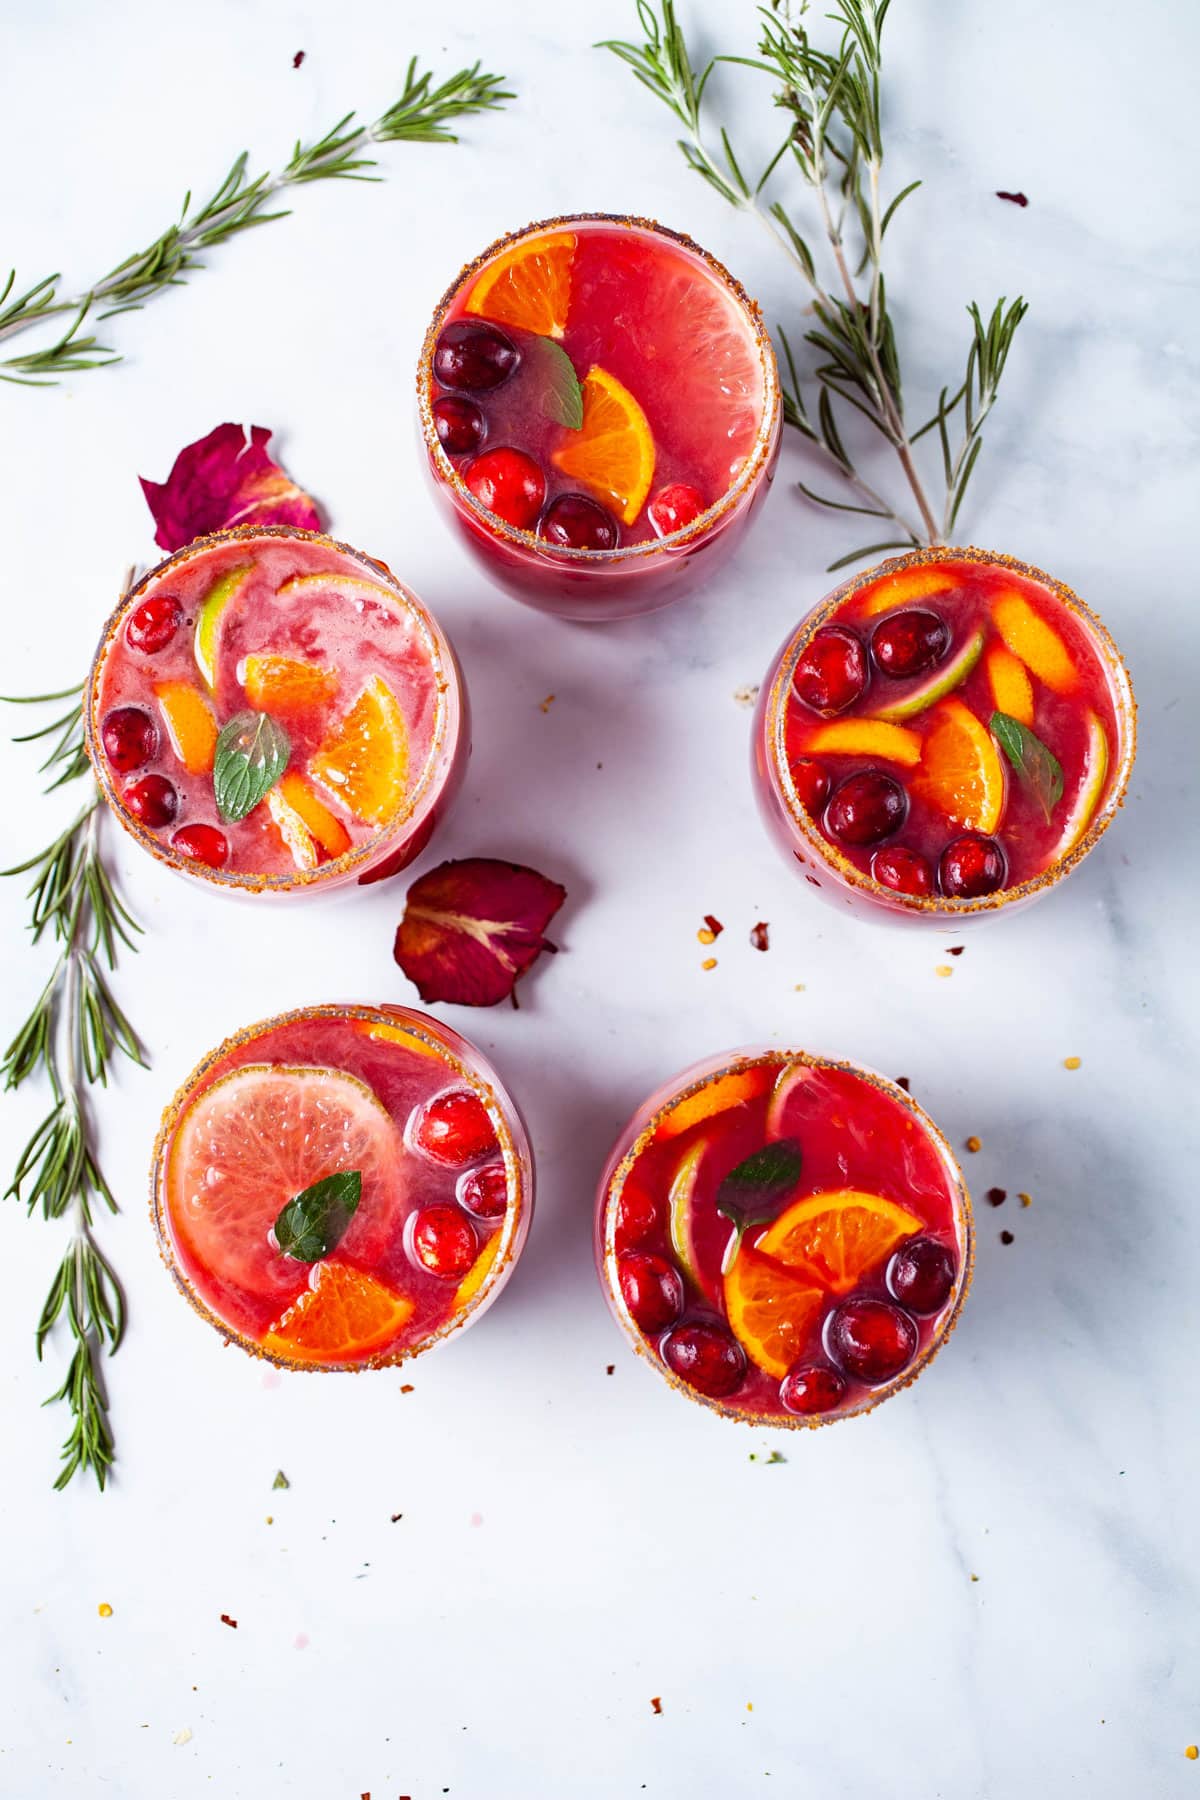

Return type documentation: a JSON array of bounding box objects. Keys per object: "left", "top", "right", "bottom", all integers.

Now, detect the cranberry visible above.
[
  {"left": 826, "top": 771, "right": 906, "bottom": 846},
  {"left": 412, "top": 1089, "right": 498, "bottom": 1166},
  {"left": 793, "top": 626, "right": 867, "bottom": 715},
  {"left": 613, "top": 1185, "right": 657, "bottom": 1254},
  {"left": 410, "top": 1204, "right": 477, "bottom": 1278},
  {"left": 122, "top": 773, "right": 177, "bottom": 829},
  {"left": 465, "top": 448, "right": 546, "bottom": 529},
  {"left": 939, "top": 833, "right": 1007, "bottom": 898},
  {"left": 872, "top": 844, "right": 933, "bottom": 896},
  {"left": 662, "top": 1322, "right": 746, "bottom": 1398},
  {"left": 871, "top": 608, "right": 950, "bottom": 677},
  {"left": 433, "top": 319, "right": 519, "bottom": 392},
  {"left": 826, "top": 1298, "right": 918, "bottom": 1383},
  {"left": 780, "top": 1365, "right": 847, "bottom": 1416},
  {"left": 647, "top": 483, "right": 706, "bottom": 537},
  {"left": 539, "top": 493, "right": 619, "bottom": 550},
  {"left": 432, "top": 394, "right": 486, "bottom": 456},
  {"left": 171, "top": 823, "right": 229, "bottom": 868},
  {"left": 617, "top": 1253, "right": 684, "bottom": 1335},
  {"left": 457, "top": 1161, "right": 509, "bottom": 1220},
  {"left": 789, "top": 756, "right": 830, "bottom": 815},
  {"left": 887, "top": 1237, "right": 956, "bottom": 1314},
  {"left": 100, "top": 706, "right": 157, "bottom": 773},
  {"left": 125, "top": 594, "right": 183, "bottom": 654}
]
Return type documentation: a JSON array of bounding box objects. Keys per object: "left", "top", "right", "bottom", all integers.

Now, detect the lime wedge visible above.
[
  {"left": 193, "top": 565, "right": 251, "bottom": 689},
  {"left": 764, "top": 1060, "right": 816, "bottom": 1141},
  {"left": 668, "top": 1138, "right": 710, "bottom": 1300},
  {"left": 873, "top": 629, "right": 985, "bottom": 722},
  {"left": 1051, "top": 711, "right": 1109, "bottom": 861}
]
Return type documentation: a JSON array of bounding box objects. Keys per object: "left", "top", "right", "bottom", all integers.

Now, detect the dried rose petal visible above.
[
  {"left": 394, "top": 858, "right": 566, "bottom": 1007},
  {"left": 140, "top": 423, "right": 321, "bottom": 552}
]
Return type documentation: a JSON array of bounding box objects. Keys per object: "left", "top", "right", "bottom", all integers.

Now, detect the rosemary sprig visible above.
[
  {"left": 2, "top": 684, "right": 144, "bottom": 1489},
  {"left": 1, "top": 59, "right": 513, "bottom": 387},
  {"left": 601, "top": 1, "right": 1027, "bottom": 566}
]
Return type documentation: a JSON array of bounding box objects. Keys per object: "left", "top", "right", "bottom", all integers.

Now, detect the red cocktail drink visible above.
[
  {"left": 418, "top": 215, "right": 781, "bottom": 620},
  {"left": 753, "top": 548, "right": 1135, "bottom": 920},
  {"left": 87, "top": 527, "right": 466, "bottom": 894},
  {"left": 152, "top": 1005, "right": 532, "bottom": 1369},
  {"left": 597, "top": 1050, "right": 971, "bottom": 1426}
]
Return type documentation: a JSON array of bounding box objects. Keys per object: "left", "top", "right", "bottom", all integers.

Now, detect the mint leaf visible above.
[
  {"left": 213, "top": 710, "right": 290, "bottom": 822},
  {"left": 524, "top": 335, "right": 583, "bottom": 430},
  {"left": 273, "top": 1170, "right": 361, "bottom": 1262},
  {"left": 716, "top": 1138, "right": 803, "bottom": 1234},
  {"left": 990, "top": 711, "right": 1063, "bottom": 823}
]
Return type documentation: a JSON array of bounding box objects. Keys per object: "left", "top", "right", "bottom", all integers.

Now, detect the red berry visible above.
[
  {"left": 433, "top": 319, "right": 519, "bottom": 391},
  {"left": 826, "top": 771, "right": 906, "bottom": 846},
  {"left": 465, "top": 448, "right": 546, "bottom": 529},
  {"left": 939, "top": 833, "right": 1006, "bottom": 898},
  {"left": 410, "top": 1203, "right": 478, "bottom": 1278},
  {"left": 126, "top": 594, "right": 183, "bottom": 654},
  {"left": 432, "top": 395, "right": 486, "bottom": 455},
  {"left": 789, "top": 755, "right": 830, "bottom": 815},
  {"left": 171, "top": 823, "right": 229, "bottom": 868},
  {"left": 617, "top": 1253, "right": 684, "bottom": 1334},
  {"left": 412, "top": 1089, "right": 498, "bottom": 1166},
  {"left": 122, "top": 773, "right": 177, "bottom": 829},
  {"left": 457, "top": 1161, "right": 509, "bottom": 1220},
  {"left": 872, "top": 844, "right": 933, "bottom": 895},
  {"left": 662, "top": 1322, "right": 746, "bottom": 1397},
  {"left": 647, "top": 483, "right": 706, "bottom": 537},
  {"left": 101, "top": 706, "right": 157, "bottom": 773},
  {"left": 780, "top": 1364, "right": 847, "bottom": 1416},
  {"left": 887, "top": 1236, "right": 956, "bottom": 1314},
  {"left": 794, "top": 626, "right": 867, "bottom": 715},
  {"left": 613, "top": 1185, "right": 657, "bottom": 1254},
  {"left": 871, "top": 608, "right": 950, "bottom": 677},
  {"left": 826, "top": 1297, "right": 918, "bottom": 1382},
  {"left": 539, "top": 493, "right": 619, "bottom": 550}
]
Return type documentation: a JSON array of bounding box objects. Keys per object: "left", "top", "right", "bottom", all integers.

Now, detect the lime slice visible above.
[
  {"left": 1051, "top": 711, "right": 1109, "bottom": 861},
  {"left": 873, "top": 630, "right": 985, "bottom": 722},
  {"left": 764, "top": 1060, "right": 816, "bottom": 1142},
  {"left": 668, "top": 1138, "right": 710, "bottom": 1299},
  {"left": 193, "top": 565, "right": 251, "bottom": 689}
]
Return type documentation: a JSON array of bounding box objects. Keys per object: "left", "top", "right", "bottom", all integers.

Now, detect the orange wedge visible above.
[
  {"left": 243, "top": 655, "right": 338, "bottom": 714},
  {"left": 757, "top": 1189, "right": 922, "bottom": 1296},
  {"left": 154, "top": 681, "right": 218, "bottom": 774},
  {"left": 358, "top": 1020, "right": 443, "bottom": 1061},
  {"left": 276, "top": 772, "right": 351, "bottom": 857},
  {"left": 912, "top": 696, "right": 1005, "bottom": 832},
  {"left": 985, "top": 642, "right": 1035, "bottom": 725},
  {"left": 264, "top": 1263, "right": 414, "bottom": 1363},
  {"left": 656, "top": 1065, "right": 773, "bottom": 1142},
  {"left": 723, "top": 1244, "right": 827, "bottom": 1379},
  {"left": 992, "top": 591, "right": 1076, "bottom": 694},
  {"left": 310, "top": 677, "right": 408, "bottom": 825},
  {"left": 858, "top": 565, "right": 964, "bottom": 617},
  {"left": 465, "top": 231, "right": 576, "bottom": 339},
  {"left": 551, "top": 366, "right": 655, "bottom": 525},
  {"left": 455, "top": 1231, "right": 502, "bottom": 1311},
  {"left": 804, "top": 719, "right": 922, "bottom": 766}
]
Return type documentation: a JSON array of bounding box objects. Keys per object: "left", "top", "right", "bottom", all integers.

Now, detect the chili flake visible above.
[
  {"left": 220, "top": 1613, "right": 238, "bottom": 1629},
  {"left": 651, "top": 1697, "right": 663, "bottom": 1715},
  {"left": 750, "top": 921, "right": 769, "bottom": 951}
]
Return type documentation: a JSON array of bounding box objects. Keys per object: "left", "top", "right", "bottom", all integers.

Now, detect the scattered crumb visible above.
[
  {"left": 1186, "top": 1745, "right": 1198, "bottom": 1759},
  {"left": 265, "top": 1515, "right": 273, "bottom": 1526},
  {"left": 701, "top": 957, "right": 717, "bottom": 971},
  {"left": 698, "top": 927, "right": 716, "bottom": 945},
  {"left": 605, "top": 1364, "right": 615, "bottom": 1375},
  {"left": 390, "top": 1513, "right": 403, "bottom": 1523},
  {"left": 970, "top": 1573, "right": 980, "bottom": 1583},
  {"left": 1063, "top": 1055, "right": 1081, "bottom": 1070},
  {"left": 996, "top": 189, "right": 1029, "bottom": 206},
  {"left": 985, "top": 1187, "right": 1007, "bottom": 1207},
  {"left": 538, "top": 694, "right": 555, "bottom": 713},
  {"left": 703, "top": 914, "right": 724, "bottom": 936},
  {"left": 895, "top": 1076, "right": 910, "bottom": 1091},
  {"left": 272, "top": 1470, "right": 289, "bottom": 1489},
  {"left": 292, "top": 49, "right": 305, "bottom": 68},
  {"left": 733, "top": 684, "right": 759, "bottom": 708},
  {"left": 469, "top": 1512, "right": 483, "bottom": 1527},
  {"left": 947, "top": 945, "right": 965, "bottom": 956},
  {"left": 651, "top": 1697, "right": 663, "bottom": 1715},
  {"left": 400, "top": 1383, "right": 415, "bottom": 1394},
  {"left": 294, "top": 1632, "right": 309, "bottom": 1650},
  {"left": 746, "top": 1702, "right": 754, "bottom": 1713},
  {"left": 794, "top": 983, "right": 806, "bottom": 992},
  {"left": 750, "top": 921, "right": 770, "bottom": 952},
  {"left": 935, "top": 964, "right": 953, "bottom": 978},
  {"left": 1019, "top": 1192, "right": 1032, "bottom": 1208},
  {"left": 965, "top": 1135, "right": 981, "bottom": 1153},
  {"left": 172, "top": 1728, "right": 192, "bottom": 1746},
  {"left": 219, "top": 1614, "right": 238, "bottom": 1630},
  {"left": 97, "top": 1602, "right": 112, "bottom": 1619},
  {"left": 1000, "top": 1230, "right": 1014, "bottom": 1245},
  {"left": 749, "top": 1450, "right": 787, "bottom": 1465}
]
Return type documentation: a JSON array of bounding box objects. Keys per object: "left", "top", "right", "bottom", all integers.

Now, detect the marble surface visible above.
[{"left": 1, "top": 0, "right": 1197, "bottom": 1794}]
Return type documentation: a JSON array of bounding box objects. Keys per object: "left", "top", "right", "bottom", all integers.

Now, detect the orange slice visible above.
[
  {"left": 656, "top": 1065, "right": 773, "bottom": 1142},
  {"left": 985, "top": 642, "right": 1034, "bottom": 726},
  {"left": 276, "top": 771, "right": 351, "bottom": 858},
  {"left": 358, "top": 1020, "right": 443, "bottom": 1061},
  {"left": 805, "top": 719, "right": 922, "bottom": 766},
  {"left": 454, "top": 1231, "right": 502, "bottom": 1311},
  {"left": 757, "top": 1189, "right": 922, "bottom": 1296},
  {"left": 858, "top": 565, "right": 964, "bottom": 617},
  {"left": 154, "top": 681, "right": 218, "bottom": 774},
  {"left": 992, "top": 591, "right": 1076, "bottom": 694},
  {"left": 723, "top": 1243, "right": 827, "bottom": 1379},
  {"left": 309, "top": 677, "right": 408, "bottom": 825},
  {"left": 243, "top": 655, "right": 338, "bottom": 714},
  {"left": 465, "top": 231, "right": 576, "bottom": 339},
  {"left": 264, "top": 1262, "right": 414, "bottom": 1363},
  {"left": 912, "top": 696, "right": 1005, "bottom": 832},
  {"left": 267, "top": 786, "right": 318, "bottom": 871},
  {"left": 551, "top": 366, "right": 655, "bottom": 525}
]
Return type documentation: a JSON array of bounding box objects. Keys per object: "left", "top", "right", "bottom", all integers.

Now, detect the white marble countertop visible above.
[{"left": 2, "top": 1, "right": 1197, "bottom": 1795}]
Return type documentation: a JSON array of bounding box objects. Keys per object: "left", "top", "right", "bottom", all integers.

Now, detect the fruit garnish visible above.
[
  {"left": 310, "top": 677, "right": 408, "bottom": 825},
  {"left": 358, "top": 1020, "right": 443, "bottom": 1061},
  {"left": 455, "top": 1231, "right": 502, "bottom": 1310},
  {"left": 655, "top": 1064, "right": 773, "bottom": 1143},
  {"left": 617, "top": 1251, "right": 684, "bottom": 1333},
  {"left": 872, "top": 629, "right": 985, "bottom": 722},
  {"left": 755, "top": 1189, "right": 922, "bottom": 1295},
  {"left": 991, "top": 590, "right": 1077, "bottom": 694},
  {"left": 613, "top": 1183, "right": 657, "bottom": 1254},
  {"left": 779, "top": 1365, "right": 846, "bottom": 1416},
  {"left": 938, "top": 832, "right": 1006, "bottom": 897},
  {"left": 465, "top": 447, "right": 547, "bottom": 528},
  {"left": 126, "top": 594, "right": 183, "bottom": 654},
  {"left": 154, "top": 681, "right": 219, "bottom": 774},
  {"left": 464, "top": 231, "right": 576, "bottom": 339},
  {"left": 273, "top": 1170, "right": 362, "bottom": 1262},
  {"left": 539, "top": 493, "right": 618, "bottom": 549},
  {"left": 242, "top": 655, "right": 338, "bottom": 714},
  {"left": 432, "top": 394, "right": 486, "bottom": 455},
  {"left": 887, "top": 1236, "right": 955, "bottom": 1313},
  {"left": 789, "top": 756, "right": 830, "bottom": 814},
  {"left": 263, "top": 1263, "right": 413, "bottom": 1363},
  {"left": 412, "top": 1089, "right": 498, "bottom": 1166},
  {"left": 857, "top": 566, "right": 963, "bottom": 616},
  {"left": 990, "top": 712, "right": 1064, "bottom": 823},
  {"left": 171, "top": 823, "right": 229, "bottom": 868},
  {"left": 393, "top": 857, "right": 566, "bottom": 1007},
  {"left": 275, "top": 572, "right": 401, "bottom": 611},
  {"left": 870, "top": 608, "right": 950, "bottom": 678},
  {"left": 763, "top": 1060, "right": 817, "bottom": 1141},
  {"left": 722, "top": 1243, "right": 826, "bottom": 1379},
  {"left": 826, "top": 770, "right": 907, "bottom": 846},
  {"left": 433, "top": 319, "right": 520, "bottom": 390},
  {"left": 213, "top": 710, "right": 291, "bottom": 823},
  {"left": 123, "top": 773, "right": 177, "bottom": 828},
  {"left": 101, "top": 707, "right": 158, "bottom": 773},
  {"left": 871, "top": 844, "right": 933, "bottom": 895},
  {"left": 985, "top": 641, "right": 1034, "bottom": 726},
  {"left": 457, "top": 1162, "right": 509, "bottom": 1220},
  {"left": 793, "top": 625, "right": 867, "bottom": 716},
  {"left": 140, "top": 422, "right": 320, "bottom": 553},
  {"left": 193, "top": 565, "right": 251, "bottom": 688},
  {"left": 272, "top": 771, "right": 351, "bottom": 859},
  {"left": 804, "top": 719, "right": 921, "bottom": 765},
  {"left": 1049, "top": 711, "right": 1109, "bottom": 862},
  {"left": 648, "top": 483, "right": 706, "bottom": 537},
  {"left": 661, "top": 1322, "right": 746, "bottom": 1397},
  {"left": 667, "top": 1139, "right": 710, "bottom": 1298},
  {"left": 825, "top": 1297, "right": 917, "bottom": 1382},
  {"left": 165, "top": 1063, "right": 401, "bottom": 1304},
  {"left": 911, "top": 696, "right": 1005, "bottom": 832},
  {"left": 410, "top": 1203, "right": 478, "bottom": 1277},
  {"left": 551, "top": 366, "right": 655, "bottom": 525}
]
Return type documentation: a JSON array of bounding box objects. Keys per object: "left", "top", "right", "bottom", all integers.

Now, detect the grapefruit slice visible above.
[
  {"left": 243, "top": 655, "right": 338, "bottom": 714},
  {"left": 551, "top": 367, "right": 656, "bottom": 525},
  {"left": 1050, "top": 711, "right": 1109, "bottom": 861},
  {"left": 154, "top": 681, "right": 218, "bottom": 774},
  {"left": 872, "top": 630, "right": 985, "bottom": 723},
  {"left": 656, "top": 1065, "right": 773, "bottom": 1142},
  {"left": 454, "top": 1230, "right": 502, "bottom": 1311},
  {"left": 985, "top": 642, "right": 1034, "bottom": 726},
  {"left": 723, "top": 1243, "right": 827, "bottom": 1378},
  {"left": 757, "top": 1189, "right": 922, "bottom": 1295},
  {"left": 992, "top": 591, "right": 1076, "bottom": 694},
  {"left": 804, "top": 719, "right": 922, "bottom": 765},
  {"left": 193, "top": 565, "right": 251, "bottom": 689},
  {"left": 309, "top": 677, "right": 409, "bottom": 825},
  {"left": 165, "top": 1063, "right": 403, "bottom": 1305},
  {"left": 912, "top": 697, "right": 1006, "bottom": 832},
  {"left": 263, "top": 1263, "right": 414, "bottom": 1362},
  {"left": 858, "top": 565, "right": 964, "bottom": 617},
  {"left": 465, "top": 232, "right": 576, "bottom": 339}
]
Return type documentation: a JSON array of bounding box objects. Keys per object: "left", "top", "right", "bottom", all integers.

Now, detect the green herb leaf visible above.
[
  {"left": 213, "top": 711, "right": 290, "bottom": 823},
  {"left": 990, "top": 711, "right": 1064, "bottom": 823},
  {"left": 272, "top": 1469, "right": 290, "bottom": 1490},
  {"left": 524, "top": 335, "right": 583, "bottom": 429},
  {"left": 273, "top": 1170, "right": 362, "bottom": 1262},
  {"left": 716, "top": 1138, "right": 803, "bottom": 1232}
]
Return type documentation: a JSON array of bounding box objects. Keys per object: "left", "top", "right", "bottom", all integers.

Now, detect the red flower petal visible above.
[
  {"left": 394, "top": 859, "right": 566, "bottom": 1007},
  {"left": 139, "top": 423, "right": 321, "bottom": 552}
]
